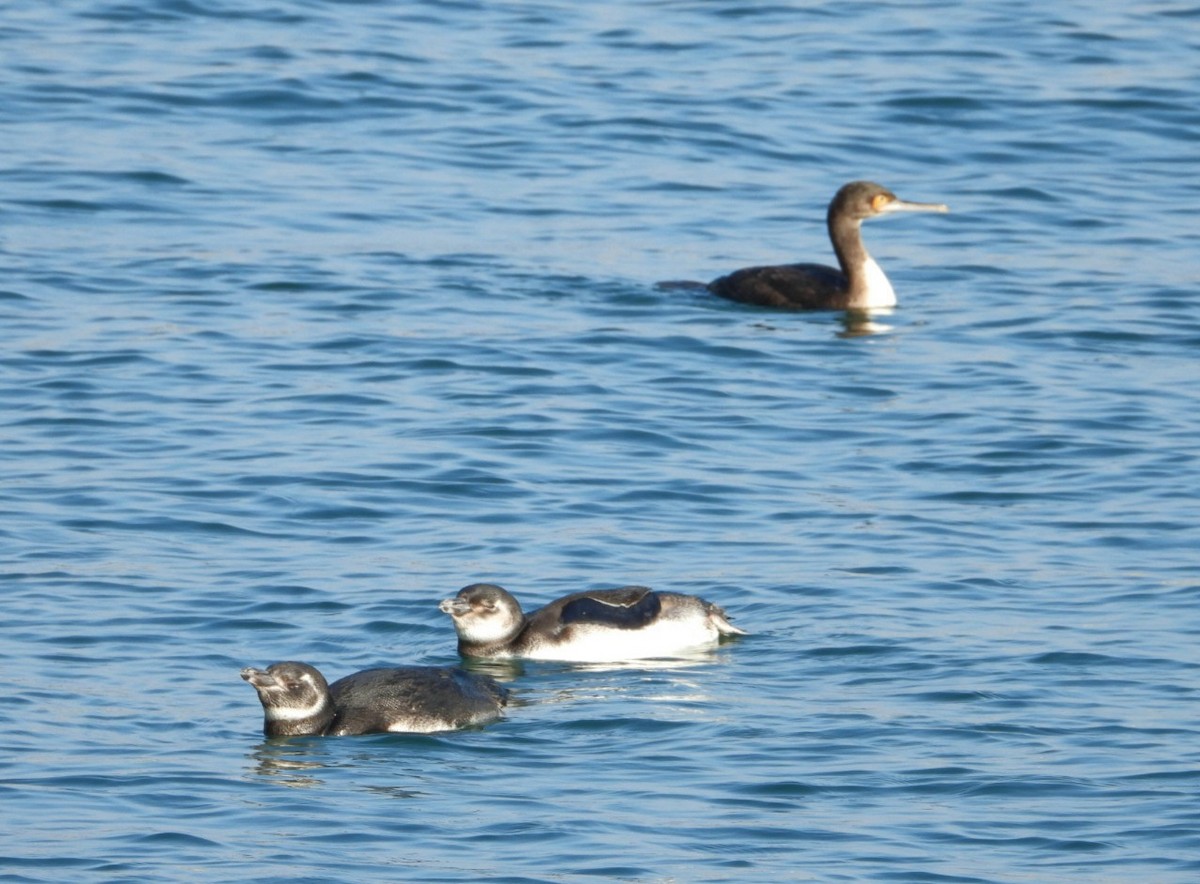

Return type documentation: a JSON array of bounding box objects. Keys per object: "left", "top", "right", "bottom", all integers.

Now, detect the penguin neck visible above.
[{"left": 262, "top": 697, "right": 336, "bottom": 738}]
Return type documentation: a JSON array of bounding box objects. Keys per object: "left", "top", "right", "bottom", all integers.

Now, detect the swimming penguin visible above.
[
  {"left": 240, "top": 661, "right": 508, "bottom": 738},
  {"left": 438, "top": 583, "right": 747, "bottom": 663}
]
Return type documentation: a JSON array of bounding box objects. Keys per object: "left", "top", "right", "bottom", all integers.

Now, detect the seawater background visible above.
[{"left": 2, "top": 1, "right": 1199, "bottom": 881}]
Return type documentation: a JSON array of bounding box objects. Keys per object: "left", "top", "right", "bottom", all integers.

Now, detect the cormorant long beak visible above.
[{"left": 883, "top": 198, "right": 949, "bottom": 214}]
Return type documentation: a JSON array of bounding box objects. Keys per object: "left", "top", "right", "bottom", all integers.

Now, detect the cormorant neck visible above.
[{"left": 827, "top": 212, "right": 895, "bottom": 310}]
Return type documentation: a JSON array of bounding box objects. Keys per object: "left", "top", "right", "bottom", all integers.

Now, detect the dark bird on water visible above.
[
  {"left": 241, "top": 661, "right": 508, "bottom": 738},
  {"left": 666, "top": 180, "right": 948, "bottom": 311}
]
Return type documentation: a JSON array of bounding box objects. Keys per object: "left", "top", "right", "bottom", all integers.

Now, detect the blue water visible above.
[{"left": 3, "top": 1, "right": 1199, "bottom": 881}]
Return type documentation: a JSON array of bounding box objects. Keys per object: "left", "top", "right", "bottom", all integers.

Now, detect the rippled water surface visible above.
[{"left": 3, "top": 1, "right": 1199, "bottom": 881}]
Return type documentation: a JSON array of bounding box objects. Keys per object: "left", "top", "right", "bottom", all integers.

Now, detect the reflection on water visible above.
[
  {"left": 363, "top": 784, "right": 427, "bottom": 801},
  {"left": 246, "top": 742, "right": 330, "bottom": 789},
  {"left": 455, "top": 656, "right": 528, "bottom": 683},
  {"left": 246, "top": 738, "right": 436, "bottom": 796},
  {"left": 364, "top": 646, "right": 742, "bottom": 723},
  {"left": 747, "top": 308, "right": 894, "bottom": 338},
  {"left": 838, "top": 309, "right": 895, "bottom": 338}
]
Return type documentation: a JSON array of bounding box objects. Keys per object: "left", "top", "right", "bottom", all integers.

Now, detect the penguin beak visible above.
[
  {"left": 241, "top": 667, "right": 277, "bottom": 688},
  {"left": 439, "top": 598, "right": 470, "bottom": 616}
]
